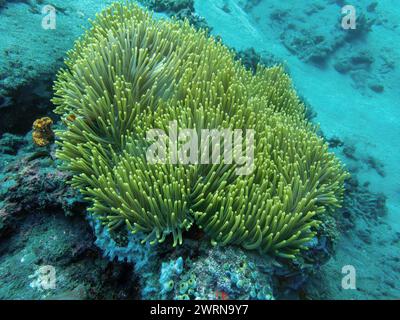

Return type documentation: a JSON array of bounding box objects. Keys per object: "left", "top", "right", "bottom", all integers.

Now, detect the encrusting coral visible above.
[
  {"left": 32, "top": 117, "right": 54, "bottom": 147},
  {"left": 53, "top": 3, "right": 348, "bottom": 258}
]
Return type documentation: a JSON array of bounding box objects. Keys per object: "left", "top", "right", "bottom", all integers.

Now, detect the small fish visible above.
[{"left": 66, "top": 114, "right": 77, "bottom": 122}]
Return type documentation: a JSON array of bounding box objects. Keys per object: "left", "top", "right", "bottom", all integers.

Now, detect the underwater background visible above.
[{"left": 0, "top": 0, "right": 398, "bottom": 300}]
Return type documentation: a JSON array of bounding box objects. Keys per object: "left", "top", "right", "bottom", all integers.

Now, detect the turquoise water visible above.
[{"left": 0, "top": 0, "right": 399, "bottom": 300}]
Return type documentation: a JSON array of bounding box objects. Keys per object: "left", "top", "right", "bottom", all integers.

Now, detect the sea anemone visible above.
[{"left": 53, "top": 3, "right": 348, "bottom": 258}]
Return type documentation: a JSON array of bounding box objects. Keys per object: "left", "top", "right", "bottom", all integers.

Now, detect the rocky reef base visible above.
[{"left": 0, "top": 131, "right": 394, "bottom": 300}]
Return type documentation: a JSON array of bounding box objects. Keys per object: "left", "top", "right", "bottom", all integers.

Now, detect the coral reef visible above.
[
  {"left": 243, "top": 1, "right": 376, "bottom": 66},
  {"left": 338, "top": 177, "right": 387, "bottom": 229},
  {"left": 0, "top": 133, "right": 25, "bottom": 156},
  {"left": 230, "top": 0, "right": 396, "bottom": 99},
  {"left": 172, "top": 8, "right": 211, "bottom": 31},
  {"left": 333, "top": 51, "right": 375, "bottom": 74},
  {"left": 53, "top": 3, "right": 347, "bottom": 259},
  {"left": 234, "top": 47, "right": 284, "bottom": 74},
  {"left": 179, "top": 247, "right": 274, "bottom": 300},
  {"left": 333, "top": 48, "right": 393, "bottom": 93},
  {"left": 139, "top": 0, "right": 210, "bottom": 31},
  {"left": 1, "top": 0, "right": 397, "bottom": 302},
  {"left": 91, "top": 218, "right": 327, "bottom": 300},
  {"left": 263, "top": 3, "right": 345, "bottom": 65},
  {"left": 0, "top": 133, "right": 85, "bottom": 237},
  {"left": 0, "top": 128, "right": 390, "bottom": 300},
  {"left": 0, "top": 133, "right": 137, "bottom": 299},
  {"left": 0, "top": 210, "right": 137, "bottom": 299},
  {"left": 0, "top": 0, "right": 398, "bottom": 302},
  {"left": 140, "top": 0, "right": 194, "bottom": 14}
]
